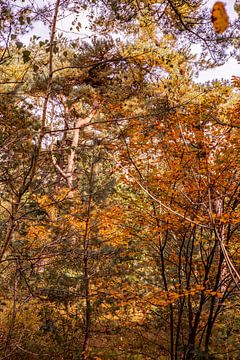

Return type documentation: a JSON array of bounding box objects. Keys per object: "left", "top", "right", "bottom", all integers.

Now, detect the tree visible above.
[
  {"left": 0, "top": 0, "right": 239, "bottom": 359},
  {"left": 112, "top": 80, "right": 240, "bottom": 359}
]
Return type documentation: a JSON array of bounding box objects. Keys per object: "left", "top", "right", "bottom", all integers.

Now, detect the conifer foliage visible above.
[{"left": 0, "top": 0, "right": 239, "bottom": 359}]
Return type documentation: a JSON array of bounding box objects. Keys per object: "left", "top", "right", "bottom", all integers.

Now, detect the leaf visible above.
[
  {"left": 16, "top": 41, "right": 23, "bottom": 49},
  {"left": 22, "top": 49, "right": 31, "bottom": 63},
  {"left": 19, "top": 16, "right": 25, "bottom": 25},
  {"left": 211, "top": 2, "right": 229, "bottom": 34},
  {"left": 53, "top": 46, "right": 59, "bottom": 54},
  {"left": 33, "top": 64, "right": 39, "bottom": 72}
]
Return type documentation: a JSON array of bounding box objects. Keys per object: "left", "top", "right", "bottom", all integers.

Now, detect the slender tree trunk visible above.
[
  {"left": 66, "top": 117, "right": 90, "bottom": 189},
  {"left": 4, "top": 269, "right": 18, "bottom": 356},
  {"left": 204, "top": 250, "right": 224, "bottom": 352},
  {"left": 82, "top": 160, "right": 94, "bottom": 358},
  {"left": 160, "top": 232, "right": 174, "bottom": 360}
]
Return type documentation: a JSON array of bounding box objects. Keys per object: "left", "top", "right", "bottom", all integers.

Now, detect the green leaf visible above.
[
  {"left": 19, "top": 16, "right": 25, "bottom": 25},
  {"left": 53, "top": 46, "right": 59, "bottom": 54},
  {"left": 22, "top": 49, "right": 31, "bottom": 63}
]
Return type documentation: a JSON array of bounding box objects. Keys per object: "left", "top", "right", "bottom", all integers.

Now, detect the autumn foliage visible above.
[{"left": 0, "top": 0, "right": 239, "bottom": 359}]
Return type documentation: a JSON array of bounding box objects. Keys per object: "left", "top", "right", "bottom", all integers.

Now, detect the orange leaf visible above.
[{"left": 211, "top": 2, "right": 229, "bottom": 34}]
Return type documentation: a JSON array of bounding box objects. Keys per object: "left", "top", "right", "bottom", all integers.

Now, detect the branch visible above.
[{"left": 111, "top": 154, "right": 210, "bottom": 229}]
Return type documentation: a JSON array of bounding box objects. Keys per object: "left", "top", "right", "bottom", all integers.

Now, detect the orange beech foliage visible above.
[{"left": 111, "top": 89, "right": 240, "bottom": 359}]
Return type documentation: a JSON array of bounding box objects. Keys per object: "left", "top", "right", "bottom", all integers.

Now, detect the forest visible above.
[{"left": 0, "top": 0, "right": 240, "bottom": 359}]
